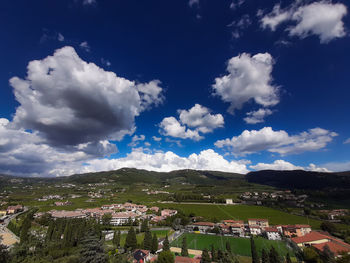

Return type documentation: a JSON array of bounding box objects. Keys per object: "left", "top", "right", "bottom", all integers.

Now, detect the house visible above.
[
  {"left": 55, "top": 201, "right": 71, "bottom": 206},
  {"left": 249, "top": 226, "right": 262, "bottom": 235},
  {"left": 277, "top": 224, "right": 311, "bottom": 237},
  {"left": 7, "top": 205, "right": 23, "bottom": 214},
  {"left": 175, "top": 256, "right": 201, "bottom": 263},
  {"left": 110, "top": 212, "right": 137, "bottom": 226},
  {"left": 133, "top": 249, "right": 151, "bottom": 263},
  {"left": 191, "top": 222, "right": 215, "bottom": 233},
  {"left": 50, "top": 210, "right": 86, "bottom": 219},
  {"left": 0, "top": 210, "right": 7, "bottom": 216},
  {"left": 265, "top": 227, "right": 281, "bottom": 240},
  {"left": 222, "top": 220, "right": 245, "bottom": 236},
  {"left": 248, "top": 219, "right": 269, "bottom": 228},
  {"left": 292, "top": 231, "right": 350, "bottom": 257},
  {"left": 161, "top": 209, "right": 177, "bottom": 217},
  {"left": 225, "top": 199, "right": 233, "bottom": 204},
  {"left": 312, "top": 241, "right": 350, "bottom": 257},
  {"left": 150, "top": 207, "right": 159, "bottom": 213}
]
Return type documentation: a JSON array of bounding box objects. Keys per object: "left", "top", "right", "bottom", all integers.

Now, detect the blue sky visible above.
[{"left": 0, "top": 0, "right": 349, "bottom": 176}]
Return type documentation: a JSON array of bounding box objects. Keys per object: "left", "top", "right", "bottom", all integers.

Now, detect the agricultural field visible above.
[
  {"left": 158, "top": 203, "right": 322, "bottom": 229},
  {"left": 170, "top": 233, "right": 295, "bottom": 258}
]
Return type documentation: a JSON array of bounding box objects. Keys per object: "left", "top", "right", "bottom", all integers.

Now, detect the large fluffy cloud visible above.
[
  {"left": 250, "top": 159, "right": 330, "bottom": 172},
  {"left": 212, "top": 53, "right": 279, "bottom": 114},
  {"left": 10, "top": 46, "right": 163, "bottom": 147},
  {"left": 159, "top": 104, "right": 224, "bottom": 141},
  {"left": 260, "top": 1, "right": 347, "bottom": 43},
  {"left": 215, "top": 127, "right": 337, "bottom": 156},
  {"left": 81, "top": 148, "right": 249, "bottom": 174}
]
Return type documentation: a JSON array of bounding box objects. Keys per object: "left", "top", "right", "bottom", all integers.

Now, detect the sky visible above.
[{"left": 0, "top": 0, "right": 349, "bottom": 177}]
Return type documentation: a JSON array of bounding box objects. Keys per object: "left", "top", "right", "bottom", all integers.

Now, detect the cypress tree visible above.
[
  {"left": 80, "top": 231, "right": 107, "bottom": 263},
  {"left": 201, "top": 248, "right": 211, "bottom": 263},
  {"left": 125, "top": 227, "right": 137, "bottom": 250},
  {"left": 20, "top": 217, "right": 31, "bottom": 244},
  {"left": 163, "top": 234, "right": 170, "bottom": 251},
  {"left": 181, "top": 236, "right": 189, "bottom": 257},
  {"left": 226, "top": 241, "right": 232, "bottom": 253},
  {"left": 322, "top": 245, "right": 335, "bottom": 263},
  {"left": 250, "top": 236, "right": 260, "bottom": 263},
  {"left": 269, "top": 246, "right": 281, "bottom": 263},
  {"left": 113, "top": 230, "right": 120, "bottom": 247},
  {"left": 143, "top": 230, "right": 153, "bottom": 250},
  {"left": 151, "top": 233, "right": 158, "bottom": 254},
  {"left": 285, "top": 252, "right": 292, "bottom": 263},
  {"left": 63, "top": 221, "right": 72, "bottom": 247},
  {"left": 262, "top": 248, "right": 269, "bottom": 263},
  {"left": 45, "top": 221, "right": 55, "bottom": 243},
  {"left": 211, "top": 244, "right": 218, "bottom": 262}
]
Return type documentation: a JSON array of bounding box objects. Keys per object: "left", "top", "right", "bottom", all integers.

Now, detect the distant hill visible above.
[
  {"left": 64, "top": 168, "right": 246, "bottom": 186},
  {"left": 1, "top": 168, "right": 350, "bottom": 190},
  {"left": 246, "top": 170, "right": 350, "bottom": 189}
]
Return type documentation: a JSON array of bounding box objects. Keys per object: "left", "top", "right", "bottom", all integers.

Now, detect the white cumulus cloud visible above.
[
  {"left": 250, "top": 159, "right": 330, "bottom": 172},
  {"left": 212, "top": 53, "right": 279, "bottom": 114},
  {"left": 260, "top": 1, "right": 348, "bottom": 43},
  {"left": 215, "top": 127, "right": 337, "bottom": 156},
  {"left": 160, "top": 104, "right": 224, "bottom": 141},
  {"left": 81, "top": 149, "right": 249, "bottom": 174}
]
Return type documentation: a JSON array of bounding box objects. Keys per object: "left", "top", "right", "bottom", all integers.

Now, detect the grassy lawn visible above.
[
  {"left": 158, "top": 203, "right": 322, "bottom": 229},
  {"left": 170, "top": 233, "right": 294, "bottom": 258}
]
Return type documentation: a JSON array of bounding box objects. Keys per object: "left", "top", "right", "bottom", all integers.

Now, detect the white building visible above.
[{"left": 265, "top": 227, "right": 282, "bottom": 240}]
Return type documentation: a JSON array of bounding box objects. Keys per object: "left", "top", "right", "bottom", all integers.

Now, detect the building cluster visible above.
[
  {"left": 54, "top": 201, "right": 72, "bottom": 206},
  {"left": 240, "top": 191, "right": 308, "bottom": 207},
  {"left": 292, "top": 231, "right": 350, "bottom": 257},
  {"left": 319, "top": 209, "right": 348, "bottom": 220},
  {"left": 35, "top": 203, "right": 178, "bottom": 226},
  {"left": 0, "top": 205, "right": 24, "bottom": 218},
  {"left": 188, "top": 218, "right": 313, "bottom": 241},
  {"left": 132, "top": 249, "right": 200, "bottom": 263},
  {"left": 37, "top": 195, "right": 63, "bottom": 201}
]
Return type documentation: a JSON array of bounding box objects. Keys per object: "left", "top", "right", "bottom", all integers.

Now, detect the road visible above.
[{"left": 0, "top": 207, "right": 28, "bottom": 247}]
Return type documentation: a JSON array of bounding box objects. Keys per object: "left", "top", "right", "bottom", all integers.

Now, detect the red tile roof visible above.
[
  {"left": 292, "top": 231, "right": 331, "bottom": 244},
  {"left": 265, "top": 227, "right": 279, "bottom": 232},
  {"left": 175, "top": 256, "right": 201, "bottom": 263},
  {"left": 313, "top": 241, "right": 350, "bottom": 256}
]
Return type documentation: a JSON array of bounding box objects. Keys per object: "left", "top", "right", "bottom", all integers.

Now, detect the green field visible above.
[
  {"left": 158, "top": 203, "right": 322, "bottom": 229},
  {"left": 170, "top": 233, "right": 294, "bottom": 258}
]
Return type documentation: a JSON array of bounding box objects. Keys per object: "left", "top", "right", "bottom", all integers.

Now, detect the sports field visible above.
[
  {"left": 158, "top": 203, "right": 321, "bottom": 229},
  {"left": 170, "top": 233, "right": 294, "bottom": 257}
]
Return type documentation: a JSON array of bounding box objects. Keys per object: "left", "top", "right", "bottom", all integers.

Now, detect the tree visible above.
[
  {"left": 250, "top": 236, "right": 260, "bottom": 263},
  {"left": 112, "top": 230, "right": 120, "bottom": 247},
  {"left": 45, "top": 221, "right": 55, "bottom": 243},
  {"left": 211, "top": 245, "right": 218, "bottom": 262},
  {"left": 101, "top": 213, "right": 112, "bottom": 226},
  {"left": 226, "top": 241, "right": 232, "bottom": 253},
  {"left": 157, "top": 250, "right": 174, "bottom": 263},
  {"left": 321, "top": 245, "right": 335, "bottom": 263},
  {"left": 163, "top": 234, "right": 170, "bottom": 251},
  {"left": 125, "top": 227, "right": 137, "bottom": 250},
  {"left": 285, "top": 252, "right": 292, "bottom": 263},
  {"left": 63, "top": 221, "right": 73, "bottom": 247},
  {"left": 143, "top": 230, "right": 153, "bottom": 250},
  {"left": 261, "top": 248, "right": 269, "bottom": 263},
  {"left": 141, "top": 220, "right": 149, "bottom": 232},
  {"left": 320, "top": 222, "right": 337, "bottom": 234},
  {"left": 269, "top": 246, "right": 281, "bottom": 263},
  {"left": 80, "top": 231, "right": 107, "bottom": 263},
  {"left": 20, "top": 217, "right": 31, "bottom": 244},
  {"left": 303, "top": 247, "right": 322, "bottom": 263},
  {"left": 151, "top": 233, "right": 158, "bottom": 254},
  {"left": 201, "top": 248, "right": 211, "bottom": 263},
  {"left": 181, "top": 236, "right": 189, "bottom": 257}
]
